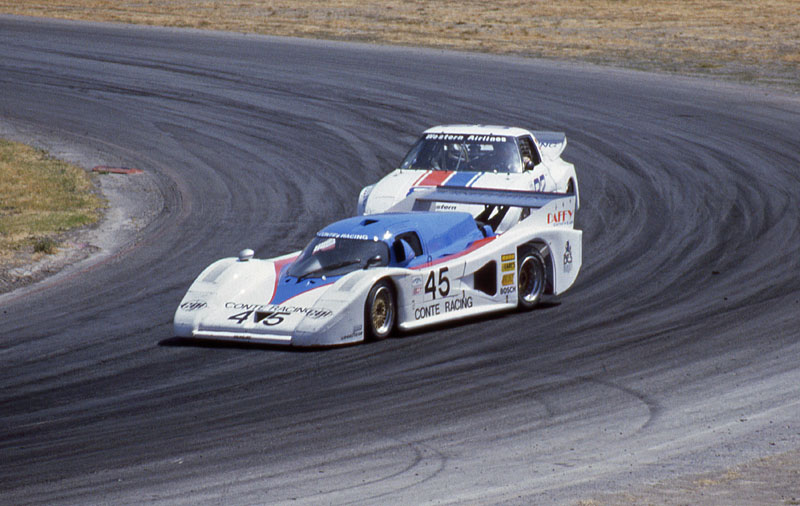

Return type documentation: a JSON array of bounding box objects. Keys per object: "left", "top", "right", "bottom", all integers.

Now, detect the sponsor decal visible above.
[
  {"left": 340, "top": 325, "right": 364, "bottom": 342},
  {"left": 225, "top": 302, "right": 333, "bottom": 323},
  {"left": 501, "top": 253, "right": 515, "bottom": 262},
  {"left": 424, "top": 133, "right": 509, "bottom": 143},
  {"left": 317, "top": 231, "right": 369, "bottom": 240},
  {"left": 502, "top": 273, "right": 515, "bottom": 286},
  {"left": 501, "top": 261, "right": 515, "bottom": 273},
  {"left": 563, "top": 241, "right": 573, "bottom": 272},
  {"left": 180, "top": 300, "right": 207, "bottom": 312},
  {"left": 500, "top": 285, "right": 516, "bottom": 295},
  {"left": 412, "top": 275, "right": 424, "bottom": 295},
  {"left": 414, "top": 295, "right": 473, "bottom": 320},
  {"left": 426, "top": 133, "right": 464, "bottom": 141},
  {"left": 466, "top": 135, "right": 508, "bottom": 143},
  {"left": 547, "top": 210, "right": 574, "bottom": 225}
]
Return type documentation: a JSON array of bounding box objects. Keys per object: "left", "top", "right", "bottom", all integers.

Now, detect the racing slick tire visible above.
[
  {"left": 517, "top": 250, "right": 546, "bottom": 310},
  {"left": 365, "top": 279, "right": 396, "bottom": 341}
]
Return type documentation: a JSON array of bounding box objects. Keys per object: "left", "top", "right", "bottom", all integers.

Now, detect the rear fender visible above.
[{"left": 519, "top": 229, "right": 582, "bottom": 295}]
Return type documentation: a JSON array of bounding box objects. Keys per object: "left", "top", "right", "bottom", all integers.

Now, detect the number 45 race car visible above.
[{"left": 174, "top": 186, "right": 581, "bottom": 347}]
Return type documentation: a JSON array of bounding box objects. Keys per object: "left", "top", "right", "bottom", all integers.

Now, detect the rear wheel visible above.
[
  {"left": 518, "top": 250, "right": 546, "bottom": 310},
  {"left": 365, "top": 279, "right": 395, "bottom": 340}
]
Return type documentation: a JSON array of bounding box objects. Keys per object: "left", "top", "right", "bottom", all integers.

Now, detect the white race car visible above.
[
  {"left": 174, "top": 186, "right": 581, "bottom": 347},
  {"left": 358, "top": 125, "right": 579, "bottom": 233}
]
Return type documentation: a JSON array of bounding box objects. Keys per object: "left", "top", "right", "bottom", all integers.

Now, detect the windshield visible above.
[
  {"left": 399, "top": 134, "right": 522, "bottom": 173},
  {"left": 286, "top": 235, "right": 390, "bottom": 279}
]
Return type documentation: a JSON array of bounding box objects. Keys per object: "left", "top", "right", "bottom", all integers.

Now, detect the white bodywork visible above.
[
  {"left": 175, "top": 187, "right": 582, "bottom": 347},
  {"left": 358, "top": 125, "right": 579, "bottom": 233}
]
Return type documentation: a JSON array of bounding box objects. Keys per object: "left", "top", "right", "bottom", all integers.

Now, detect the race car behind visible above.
[{"left": 357, "top": 125, "right": 579, "bottom": 233}]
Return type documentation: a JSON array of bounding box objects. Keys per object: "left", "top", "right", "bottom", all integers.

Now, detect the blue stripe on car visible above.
[
  {"left": 443, "top": 171, "right": 480, "bottom": 188},
  {"left": 269, "top": 275, "right": 338, "bottom": 305}
]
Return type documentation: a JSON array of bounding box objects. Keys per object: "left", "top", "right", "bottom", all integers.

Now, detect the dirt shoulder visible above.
[
  {"left": 0, "top": 120, "right": 163, "bottom": 298},
  {"left": 1, "top": 0, "right": 798, "bottom": 92}
]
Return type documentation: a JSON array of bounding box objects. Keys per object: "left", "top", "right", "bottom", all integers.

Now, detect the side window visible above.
[
  {"left": 396, "top": 232, "right": 423, "bottom": 256},
  {"left": 517, "top": 137, "right": 541, "bottom": 168}
]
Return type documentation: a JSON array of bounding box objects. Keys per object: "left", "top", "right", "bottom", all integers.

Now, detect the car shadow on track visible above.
[{"left": 158, "top": 336, "right": 340, "bottom": 352}]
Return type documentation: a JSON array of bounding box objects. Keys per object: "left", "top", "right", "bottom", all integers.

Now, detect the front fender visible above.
[
  {"left": 292, "top": 267, "right": 408, "bottom": 346},
  {"left": 173, "top": 255, "right": 284, "bottom": 338},
  {"left": 356, "top": 184, "right": 375, "bottom": 215}
]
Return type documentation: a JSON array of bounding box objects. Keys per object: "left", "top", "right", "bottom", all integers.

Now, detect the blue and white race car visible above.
[
  {"left": 358, "top": 125, "right": 579, "bottom": 233},
  {"left": 174, "top": 186, "right": 581, "bottom": 346}
]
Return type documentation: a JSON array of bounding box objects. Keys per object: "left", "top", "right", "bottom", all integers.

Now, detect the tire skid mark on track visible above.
[{"left": 1, "top": 16, "right": 800, "bottom": 505}]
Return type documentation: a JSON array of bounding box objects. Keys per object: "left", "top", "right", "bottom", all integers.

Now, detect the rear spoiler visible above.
[
  {"left": 531, "top": 131, "right": 567, "bottom": 160},
  {"left": 389, "top": 185, "right": 574, "bottom": 212}
]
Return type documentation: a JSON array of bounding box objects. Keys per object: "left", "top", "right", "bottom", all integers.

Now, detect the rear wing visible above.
[
  {"left": 388, "top": 185, "right": 577, "bottom": 229},
  {"left": 390, "top": 185, "right": 568, "bottom": 210}
]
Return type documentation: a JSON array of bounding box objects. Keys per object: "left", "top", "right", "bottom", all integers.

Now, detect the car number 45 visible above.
[
  {"left": 425, "top": 267, "right": 450, "bottom": 300},
  {"left": 228, "top": 310, "right": 290, "bottom": 326}
]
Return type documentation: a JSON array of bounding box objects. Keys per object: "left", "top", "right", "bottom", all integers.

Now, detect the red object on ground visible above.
[{"left": 92, "top": 166, "right": 144, "bottom": 175}]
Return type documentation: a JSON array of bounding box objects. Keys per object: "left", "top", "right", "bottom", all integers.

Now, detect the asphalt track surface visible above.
[{"left": 1, "top": 16, "right": 799, "bottom": 505}]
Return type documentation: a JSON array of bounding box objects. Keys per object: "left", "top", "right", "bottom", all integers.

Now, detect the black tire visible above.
[
  {"left": 517, "top": 250, "right": 546, "bottom": 310},
  {"left": 365, "top": 279, "right": 396, "bottom": 341}
]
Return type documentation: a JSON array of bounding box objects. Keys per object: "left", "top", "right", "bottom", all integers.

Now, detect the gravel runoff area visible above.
[{"left": 0, "top": 118, "right": 164, "bottom": 297}]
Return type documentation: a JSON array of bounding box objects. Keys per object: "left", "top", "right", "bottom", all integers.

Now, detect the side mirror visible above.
[
  {"left": 365, "top": 254, "right": 383, "bottom": 269},
  {"left": 524, "top": 159, "right": 536, "bottom": 171}
]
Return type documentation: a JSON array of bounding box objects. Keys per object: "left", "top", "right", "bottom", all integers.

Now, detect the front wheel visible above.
[
  {"left": 517, "top": 250, "right": 546, "bottom": 310},
  {"left": 365, "top": 279, "right": 396, "bottom": 341}
]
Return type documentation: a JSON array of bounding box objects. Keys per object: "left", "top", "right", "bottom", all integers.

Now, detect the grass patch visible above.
[
  {"left": 0, "top": 139, "right": 102, "bottom": 265},
  {"left": 33, "top": 236, "right": 60, "bottom": 254}
]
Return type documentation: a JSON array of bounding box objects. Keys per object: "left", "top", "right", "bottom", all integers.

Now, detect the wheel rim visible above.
[
  {"left": 519, "top": 256, "right": 544, "bottom": 304},
  {"left": 371, "top": 286, "right": 393, "bottom": 335}
]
